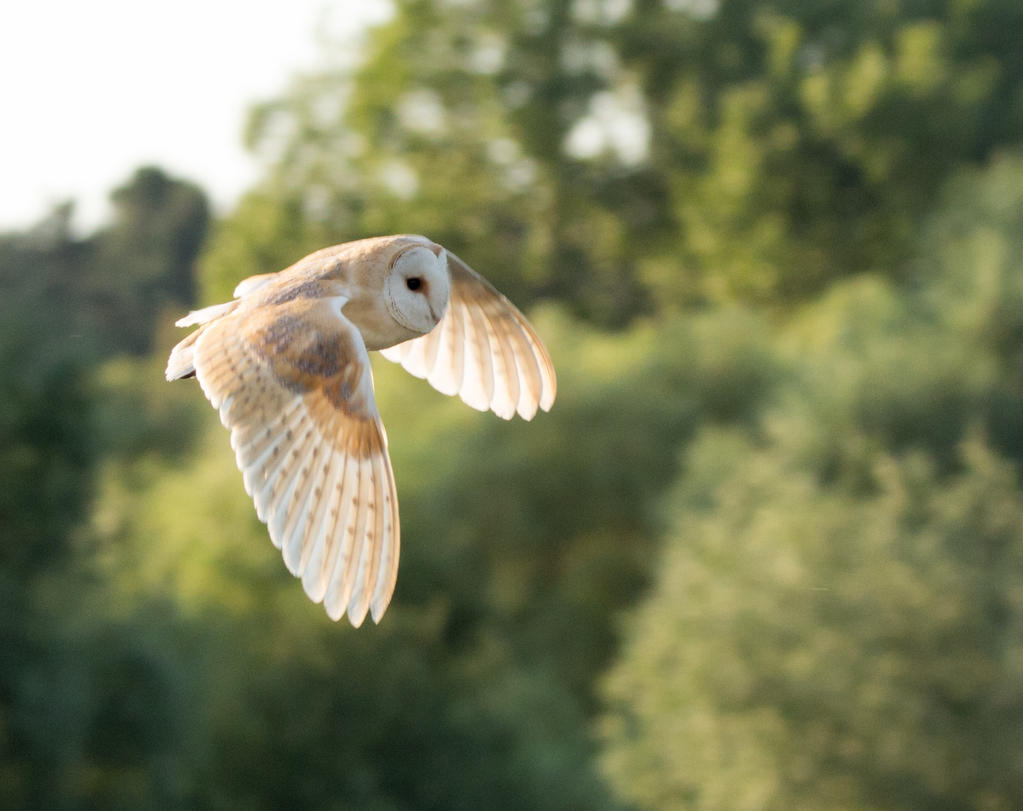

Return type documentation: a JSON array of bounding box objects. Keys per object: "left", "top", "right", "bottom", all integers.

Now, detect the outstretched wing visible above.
[
  {"left": 190, "top": 296, "right": 399, "bottom": 626},
  {"left": 380, "top": 250, "right": 557, "bottom": 420}
]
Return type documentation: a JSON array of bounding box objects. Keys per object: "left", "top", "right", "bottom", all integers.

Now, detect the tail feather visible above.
[
  {"left": 168, "top": 299, "right": 241, "bottom": 381},
  {"left": 166, "top": 328, "right": 203, "bottom": 380},
  {"left": 175, "top": 301, "right": 237, "bottom": 328}
]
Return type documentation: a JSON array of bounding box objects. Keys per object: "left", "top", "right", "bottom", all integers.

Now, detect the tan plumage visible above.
[{"left": 167, "top": 235, "right": 556, "bottom": 626}]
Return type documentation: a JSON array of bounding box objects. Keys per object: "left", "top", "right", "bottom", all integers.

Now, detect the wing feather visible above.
[
  {"left": 364, "top": 447, "right": 387, "bottom": 621},
  {"left": 419, "top": 316, "right": 445, "bottom": 381},
  {"left": 345, "top": 430, "right": 379, "bottom": 627},
  {"left": 370, "top": 442, "right": 400, "bottom": 622},
  {"left": 476, "top": 302, "right": 520, "bottom": 420},
  {"left": 319, "top": 449, "right": 361, "bottom": 615},
  {"left": 361, "top": 432, "right": 384, "bottom": 621},
  {"left": 306, "top": 446, "right": 354, "bottom": 605},
  {"left": 459, "top": 296, "right": 496, "bottom": 412},
  {"left": 252, "top": 408, "right": 312, "bottom": 523},
  {"left": 280, "top": 444, "right": 321, "bottom": 575},
  {"left": 405, "top": 328, "right": 432, "bottom": 381},
  {"left": 326, "top": 445, "right": 369, "bottom": 621},
  {"left": 290, "top": 405, "right": 344, "bottom": 577},
  {"left": 272, "top": 422, "right": 322, "bottom": 568},
  {"left": 188, "top": 296, "right": 401, "bottom": 625},
  {"left": 230, "top": 398, "right": 305, "bottom": 472},
  {"left": 301, "top": 451, "right": 343, "bottom": 601},
  {"left": 512, "top": 306, "right": 557, "bottom": 413},
  {"left": 431, "top": 295, "right": 466, "bottom": 396},
  {"left": 235, "top": 406, "right": 305, "bottom": 497},
  {"left": 303, "top": 441, "right": 351, "bottom": 605}
]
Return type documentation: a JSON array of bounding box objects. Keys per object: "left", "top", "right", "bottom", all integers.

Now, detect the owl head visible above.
[{"left": 383, "top": 239, "right": 451, "bottom": 335}]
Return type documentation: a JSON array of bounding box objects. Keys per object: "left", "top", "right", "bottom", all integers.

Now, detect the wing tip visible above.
[
  {"left": 539, "top": 389, "right": 556, "bottom": 414},
  {"left": 463, "top": 394, "right": 492, "bottom": 413},
  {"left": 324, "top": 600, "right": 345, "bottom": 623},
  {"left": 347, "top": 603, "right": 369, "bottom": 627},
  {"left": 369, "top": 602, "right": 386, "bottom": 624}
]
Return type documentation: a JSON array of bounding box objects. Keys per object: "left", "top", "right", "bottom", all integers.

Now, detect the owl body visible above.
[
  {"left": 202, "top": 235, "right": 446, "bottom": 349},
  {"left": 168, "top": 235, "right": 555, "bottom": 626}
]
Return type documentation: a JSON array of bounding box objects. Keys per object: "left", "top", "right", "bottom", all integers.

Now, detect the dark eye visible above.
[{"left": 406, "top": 277, "right": 422, "bottom": 291}]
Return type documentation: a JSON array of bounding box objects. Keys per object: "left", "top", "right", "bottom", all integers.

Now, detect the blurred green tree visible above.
[
  {"left": 916, "top": 151, "right": 1023, "bottom": 463},
  {"left": 599, "top": 153, "right": 1023, "bottom": 810},
  {"left": 621, "top": 0, "right": 1023, "bottom": 304},
  {"left": 88, "top": 166, "right": 210, "bottom": 353},
  {"left": 601, "top": 426, "right": 1023, "bottom": 810},
  {"left": 0, "top": 208, "right": 96, "bottom": 583},
  {"left": 0, "top": 177, "right": 210, "bottom": 808}
]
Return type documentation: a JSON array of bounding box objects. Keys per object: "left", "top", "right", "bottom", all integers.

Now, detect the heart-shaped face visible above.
[{"left": 383, "top": 244, "right": 450, "bottom": 335}]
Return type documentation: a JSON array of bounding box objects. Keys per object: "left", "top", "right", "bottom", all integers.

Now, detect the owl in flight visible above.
[{"left": 166, "top": 235, "right": 556, "bottom": 626}]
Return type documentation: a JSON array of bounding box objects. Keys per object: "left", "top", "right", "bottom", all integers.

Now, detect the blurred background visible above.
[{"left": 4, "top": 0, "right": 1023, "bottom": 808}]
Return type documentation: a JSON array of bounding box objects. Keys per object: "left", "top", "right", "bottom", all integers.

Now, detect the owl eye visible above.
[{"left": 406, "top": 277, "right": 422, "bottom": 291}]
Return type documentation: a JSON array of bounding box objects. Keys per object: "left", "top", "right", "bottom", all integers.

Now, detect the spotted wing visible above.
[
  {"left": 380, "top": 250, "right": 557, "bottom": 420},
  {"left": 190, "top": 296, "right": 399, "bottom": 626}
]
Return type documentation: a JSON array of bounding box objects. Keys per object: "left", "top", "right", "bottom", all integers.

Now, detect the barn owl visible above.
[{"left": 166, "top": 235, "right": 556, "bottom": 626}]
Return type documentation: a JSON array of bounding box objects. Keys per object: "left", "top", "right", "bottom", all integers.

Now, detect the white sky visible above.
[{"left": 0, "top": 1, "right": 391, "bottom": 233}]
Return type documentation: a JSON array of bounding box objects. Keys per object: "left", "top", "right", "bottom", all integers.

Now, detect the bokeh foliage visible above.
[{"left": 4, "top": 1, "right": 1023, "bottom": 808}]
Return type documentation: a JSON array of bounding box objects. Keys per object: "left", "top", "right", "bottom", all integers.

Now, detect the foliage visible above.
[
  {"left": 0, "top": 215, "right": 101, "bottom": 808},
  {"left": 599, "top": 153, "right": 1023, "bottom": 810},
  {"left": 602, "top": 426, "right": 1023, "bottom": 810},
  {"left": 621, "top": 0, "right": 1023, "bottom": 304},
  {"left": 88, "top": 167, "right": 210, "bottom": 353},
  {"left": 0, "top": 216, "right": 96, "bottom": 581},
  {"left": 0, "top": 172, "right": 208, "bottom": 808}
]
